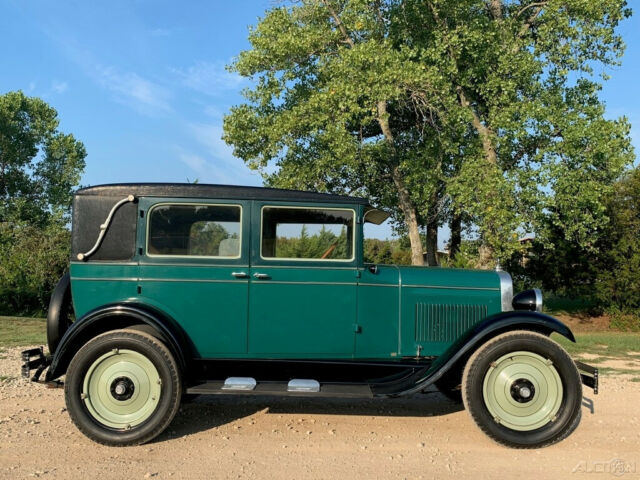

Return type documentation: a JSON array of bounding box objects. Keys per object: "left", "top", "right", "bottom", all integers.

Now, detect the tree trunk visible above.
[
  {"left": 449, "top": 213, "right": 462, "bottom": 258},
  {"left": 425, "top": 219, "right": 438, "bottom": 266},
  {"left": 391, "top": 166, "right": 424, "bottom": 266},
  {"left": 377, "top": 100, "right": 424, "bottom": 266}
]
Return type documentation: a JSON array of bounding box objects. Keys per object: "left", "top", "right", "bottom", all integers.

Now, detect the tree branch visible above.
[
  {"left": 488, "top": 0, "right": 503, "bottom": 20},
  {"left": 322, "top": 0, "right": 355, "bottom": 48},
  {"left": 517, "top": 5, "right": 545, "bottom": 40},
  {"left": 516, "top": 1, "right": 548, "bottom": 18}
]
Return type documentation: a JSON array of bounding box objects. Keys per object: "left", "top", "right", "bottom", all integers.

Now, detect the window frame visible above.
[
  {"left": 259, "top": 204, "right": 357, "bottom": 263},
  {"left": 146, "top": 202, "right": 244, "bottom": 260}
]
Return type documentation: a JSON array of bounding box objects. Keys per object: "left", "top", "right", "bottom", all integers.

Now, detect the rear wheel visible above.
[
  {"left": 462, "top": 330, "right": 582, "bottom": 448},
  {"left": 65, "top": 329, "right": 182, "bottom": 446}
]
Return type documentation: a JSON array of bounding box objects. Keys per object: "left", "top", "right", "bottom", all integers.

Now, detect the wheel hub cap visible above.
[
  {"left": 482, "top": 351, "right": 563, "bottom": 431},
  {"left": 110, "top": 376, "right": 135, "bottom": 401},
  {"left": 82, "top": 349, "right": 161, "bottom": 429},
  {"left": 510, "top": 378, "right": 535, "bottom": 403}
]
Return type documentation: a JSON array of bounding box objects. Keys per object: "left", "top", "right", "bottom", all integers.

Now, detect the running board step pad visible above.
[
  {"left": 187, "top": 381, "right": 373, "bottom": 398},
  {"left": 222, "top": 377, "right": 257, "bottom": 391},
  {"left": 287, "top": 379, "right": 319, "bottom": 392}
]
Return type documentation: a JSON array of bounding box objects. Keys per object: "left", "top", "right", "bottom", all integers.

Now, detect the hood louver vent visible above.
[{"left": 415, "top": 303, "right": 487, "bottom": 343}]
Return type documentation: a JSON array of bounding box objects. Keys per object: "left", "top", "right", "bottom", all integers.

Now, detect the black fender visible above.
[
  {"left": 392, "top": 311, "right": 575, "bottom": 396},
  {"left": 45, "top": 303, "right": 195, "bottom": 381},
  {"left": 46, "top": 273, "right": 72, "bottom": 355}
]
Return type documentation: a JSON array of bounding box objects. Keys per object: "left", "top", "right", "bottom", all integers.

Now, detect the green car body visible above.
[
  {"left": 68, "top": 189, "right": 506, "bottom": 361},
  {"left": 21, "top": 183, "right": 598, "bottom": 448}
]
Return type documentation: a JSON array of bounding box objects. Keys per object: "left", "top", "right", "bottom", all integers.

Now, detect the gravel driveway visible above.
[{"left": 1, "top": 346, "right": 638, "bottom": 479}]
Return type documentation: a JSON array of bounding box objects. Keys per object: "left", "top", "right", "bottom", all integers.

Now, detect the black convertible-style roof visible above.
[{"left": 76, "top": 183, "right": 370, "bottom": 205}]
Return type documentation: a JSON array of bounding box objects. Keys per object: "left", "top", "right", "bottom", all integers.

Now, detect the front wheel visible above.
[
  {"left": 462, "top": 330, "right": 582, "bottom": 448},
  {"left": 64, "top": 329, "right": 182, "bottom": 446}
]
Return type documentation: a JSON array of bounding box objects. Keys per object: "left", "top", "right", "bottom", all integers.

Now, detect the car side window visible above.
[
  {"left": 261, "top": 206, "right": 354, "bottom": 261},
  {"left": 148, "top": 204, "right": 242, "bottom": 258}
]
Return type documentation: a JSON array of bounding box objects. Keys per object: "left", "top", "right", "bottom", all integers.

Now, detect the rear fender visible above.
[{"left": 45, "top": 303, "right": 194, "bottom": 381}]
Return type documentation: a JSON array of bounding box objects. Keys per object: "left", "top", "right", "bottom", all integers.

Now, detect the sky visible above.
[{"left": 1, "top": 0, "right": 639, "bottom": 243}]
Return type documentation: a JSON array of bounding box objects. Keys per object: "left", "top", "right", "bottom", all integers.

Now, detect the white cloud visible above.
[
  {"left": 51, "top": 80, "right": 68, "bottom": 94},
  {"left": 174, "top": 123, "right": 261, "bottom": 185},
  {"left": 148, "top": 27, "right": 172, "bottom": 37},
  {"left": 178, "top": 152, "right": 207, "bottom": 172},
  {"left": 173, "top": 61, "right": 245, "bottom": 96},
  {"left": 95, "top": 66, "right": 171, "bottom": 115},
  {"left": 44, "top": 30, "right": 171, "bottom": 115},
  {"left": 188, "top": 123, "right": 238, "bottom": 166}
]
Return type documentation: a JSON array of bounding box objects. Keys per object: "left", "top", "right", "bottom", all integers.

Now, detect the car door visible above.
[
  {"left": 248, "top": 202, "right": 359, "bottom": 358},
  {"left": 138, "top": 197, "right": 251, "bottom": 357}
]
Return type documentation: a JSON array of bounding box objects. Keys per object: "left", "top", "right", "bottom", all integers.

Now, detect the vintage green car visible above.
[{"left": 22, "top": 183, "right": 597, "bottom": 448}]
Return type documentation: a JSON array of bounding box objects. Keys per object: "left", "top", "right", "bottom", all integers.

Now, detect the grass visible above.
[
  {"left": 0, "top": 316, "right": 46, "bottom": 347},
  {"left": 552, "top": 331, "right": 640, "bottom": 358}
]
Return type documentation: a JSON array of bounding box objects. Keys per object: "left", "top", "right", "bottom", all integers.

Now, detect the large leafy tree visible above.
[
  {"left": 224, "top": 1, "right": 633, "bottom": 265},
  {"left": 0, "top": 91, "right": 86, "bottom": 313},
  {"left": 0, "top": 91, "right": 86, "bottom": 225}
]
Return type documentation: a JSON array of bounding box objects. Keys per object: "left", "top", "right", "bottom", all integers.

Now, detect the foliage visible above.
[
  {"left": 189, "top": 222, "right": 238, "bottom": 256},
  {"left": 224, "top": 0, "right": 634, "bottom": 267},
  {"left": 1, "top": 91, "right": 86, "bottom": 225},
  {"left": 594, "top": 167, "right": 640, "bottom": 312},
  {"left": 0, "top": 91, "right": 86, "bottom": 315},
  {"left": 274, "top": 225, "right": 350, "bottom": 259},
  {"left": 0, "top": 220, "right": 71, "bottom": 315},
  {"left": 364, "top": 237, "right": 412, "bottom": 264}
]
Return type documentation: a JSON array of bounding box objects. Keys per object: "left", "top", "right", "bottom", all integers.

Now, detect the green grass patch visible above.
[
  {"left": 0, "top": 316, "right": 46, "bottom": 347},
  {"left": 552, "top": 331, "right": 640, "bottom": 358}
]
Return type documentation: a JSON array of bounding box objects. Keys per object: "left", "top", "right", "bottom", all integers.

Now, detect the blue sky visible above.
[{"left": 1, "top": 1, "right": 638, "bottom": 242}]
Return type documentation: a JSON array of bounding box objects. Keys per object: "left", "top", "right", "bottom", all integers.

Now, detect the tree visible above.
[
  {"left": 1, "top": 91, "right": 86, "bottom": 225},
  {"left": 0, "top": 91, "right": 86, "bottom": 314},
  {"left": 223, "top": 1, "right": 456, "bottom": 264},
  {"left": 224, "top": 1, "right": 633, "bottom": 266},
  {"left": 594, "top": 167, "right": 640, "bottom": 312}
]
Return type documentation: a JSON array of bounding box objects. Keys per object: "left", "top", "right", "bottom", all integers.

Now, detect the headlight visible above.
[{"left": 512, "top": 289, "right": 543, "bottom": 312}]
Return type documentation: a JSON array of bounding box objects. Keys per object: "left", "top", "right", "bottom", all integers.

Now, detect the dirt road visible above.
[{"left": 1, "top": 346, "right": 638, "bottom": 480}]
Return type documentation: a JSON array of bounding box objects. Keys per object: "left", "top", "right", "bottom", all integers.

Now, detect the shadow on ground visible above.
[{"left": 157, "top": 389, "right": 463, "bottom": 442}]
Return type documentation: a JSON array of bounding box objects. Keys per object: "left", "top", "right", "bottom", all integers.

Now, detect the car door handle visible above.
[
  {"left": 253, "top": 273, "right": 271, "bottom": 280},
  {"left": 231, "top": 272, "right": 248, "bottom": 278}
]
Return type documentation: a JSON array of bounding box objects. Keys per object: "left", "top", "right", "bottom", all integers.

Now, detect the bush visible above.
[{"left": 0, "top": 221, "right": 70, "bottom": 315}]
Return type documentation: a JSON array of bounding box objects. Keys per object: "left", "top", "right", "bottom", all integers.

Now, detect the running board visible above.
[{"left": 186, "top": 380, "right": 373, "bottom": 398}]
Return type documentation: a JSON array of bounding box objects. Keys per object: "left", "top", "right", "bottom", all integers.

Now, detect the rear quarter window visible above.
[{"left": 147, "top": 204, "right": 242, "bottom": 258}]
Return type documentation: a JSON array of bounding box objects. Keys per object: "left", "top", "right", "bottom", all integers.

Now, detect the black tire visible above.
[
  {"left": 64, "top": 329, "right": 182, "bottom": 446},
  {"left": 46, "top": 273, "right": 74, "bottom": 355},
  {"left": 462, "top": 330, "right": 582, "bottom": 448}
]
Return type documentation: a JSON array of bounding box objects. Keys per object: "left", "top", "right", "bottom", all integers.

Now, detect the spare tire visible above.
[{"left": 47, "top": 273, "right": 74, "bottom": 355}]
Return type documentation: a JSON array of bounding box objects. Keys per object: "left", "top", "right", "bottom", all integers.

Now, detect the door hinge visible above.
[{"left": 353, "top": 324, "right": 362, "bottom": 333}]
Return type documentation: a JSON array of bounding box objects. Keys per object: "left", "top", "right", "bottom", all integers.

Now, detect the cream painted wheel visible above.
[
  {"left": 82, "top": 349, "right": 162, "bottom": 429},
  {"left": 482, "top": 351, "right": 563, "bottom": 431},
  {"left": 462, "top": 331, "right": 582, "bottom": 448},
  {"left": 65, "top": 329, "right": 181, "bottom": 446}
]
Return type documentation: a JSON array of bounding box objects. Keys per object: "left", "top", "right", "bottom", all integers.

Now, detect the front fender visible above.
[
  {"left": 45, "top": 303, "right": 194, "bottom": 381},
  {"left": 394, "top": 311, "right": 575, "bottom": 396}
]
